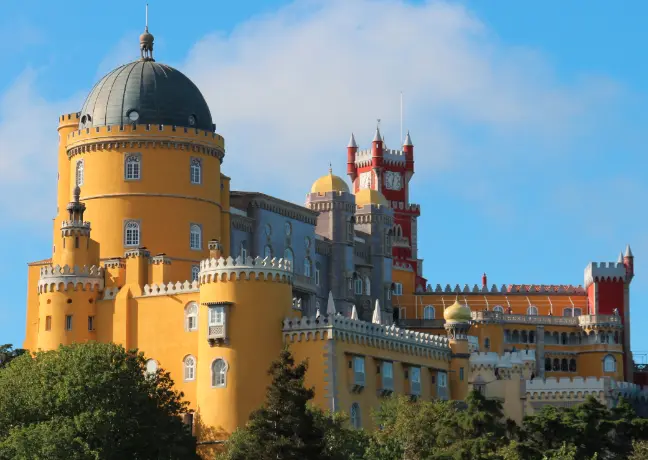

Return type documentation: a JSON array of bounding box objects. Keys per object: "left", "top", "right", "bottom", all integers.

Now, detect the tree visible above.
[
  {"left": 0, "top": 344, "right": 26, "bottom": 369},
  {"left": 630, "top": 440, "right": 648, "bottom": 460},
  {"left": 218, "top": 348, "right": 362, "bottom": 460},
  {"left": 0, "top": 342, "right": 197, "bottom": 459}
]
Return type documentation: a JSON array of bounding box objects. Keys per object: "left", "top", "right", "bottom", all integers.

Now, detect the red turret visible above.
[
  {"left": 371, "top": 127, "right": 383, "bottom": 169},
  {"left": 347, "top": 133, "right": 358, "bottom": 180},
  {"left": 482, "top": 272, "right": 487, "bottom": 289},
  {"left": 623, "top": 244, "right": 634, "bottom": 281},
  {"left": 403, "top": 130, "right": 414, "bottom": 173}
]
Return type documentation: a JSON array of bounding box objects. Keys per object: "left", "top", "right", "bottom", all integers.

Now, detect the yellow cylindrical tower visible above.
[
  {"left": 444, "top": 299, "right": 472, "bottom": 401},
  {"left": 53, "top": 112, "right": 81, "bottom": 253},
  {"left": 195, "top": 255, "right": 294, "bottom": 441}
]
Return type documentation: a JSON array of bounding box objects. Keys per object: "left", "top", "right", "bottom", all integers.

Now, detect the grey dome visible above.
[{"left": 78, "top": 60, "right": 213, "bottom": 132}]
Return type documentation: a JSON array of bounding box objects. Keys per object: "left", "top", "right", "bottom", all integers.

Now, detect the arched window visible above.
[
  {"left": 355, "top": 277, "right": 363, "bottom": 295},
  {"left": 190, "top": 157, "right": 202, "bottom": 184},
  {"left": 521, "top": 330, "right": 528, "bottom": 343},
  {"left": 399, "top": 307, "right": 406, "bottom": 320},
  {"left": 185, "top": 302, "right": 198, "bottom": 332},
  {"left": 124, "top": 154, "right": 141, "bottom": 180},
  {"left": 527, "top": 306, "right": 538, "bottom": 316},
  {"left": 423, "top": 306, "right": 435, "bottom": 320},
  {"left": 315, "top": 263, "right": 321, "bottom": 286},
  {"left": 561, "top": 332, "right": 568, "bottom": 345},
  {"left": 384, "top": 230, "right": 392, "bottom": 250},
  {"left": 124, "top": 220, "right": 140, "bottom": 247},
  {"left": 552, "top": 358, "right": 560, "bottom": 371},
  {"left": 484, "top": 338, "right": 490, "bottom": 350},
  {"left": 184, "top": 355, "right": 196, "bottom": 381},
  {"left": 264, "top": 245, "right": 272, "bottom": 259},
  {"left": 569, "top": 359, "right": 577, "bottom": 372},
  {"left": 545, "top": 358, "right": 552, "bottom": 371},
  {"left": 511, "top": 330, "right": 520, "bottom": 343},
  {"left": 561, "top": 359, "right": 568, "bottom": 372},
  {"left": 493, "top": 305, "right": 504, "bottom": 313},
  {"left": 239, "top": 240, "right": 247, "bottom": 260},
  {"left": 304, "top": 259, "right": 312, "bottom": 278},
  {"left": 190, "top": 224, "right": 202, "bottom": 250},
  {"left": 529, "top": 330, "right": 536, "bottom": 344},
  {"left": 75, "top": 159, "right": 84, "bottom": 186},
  {"left": 212, "top": 359, "right": 228, "bottom": 387},
  {"left": 145, "top": 359, "right": 158, "bottom": 375},
  {"left": 191, "top": 265, "right": 200, "bottom": 282},
  {"left": 284, "top": 248, "right": 294, "bottom": 272},
  {"left": 350, "top": 403, "right": 361, "bottom": 429},
  {"left": 573, "top": 308, "right": 582, "bottom": 316},
  {"left": 603, "top": 355, "right": 616, "bottom": 373},
  {"left": 563, "top": 308, "right": 573, "bottom": 317},
  {"left": 364, "top": 276, "right": 371, "bottom": 295},
  {"left": 347, "top": 219, "right": 354, "bottom": 241}
]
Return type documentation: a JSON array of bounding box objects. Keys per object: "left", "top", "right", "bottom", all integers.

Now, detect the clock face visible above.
[
  {"left": 385, "top": 171, "right": 402, "bottom": 191},
  {"left": 359, "top": 172, "right": 372, "bottom": 189}
]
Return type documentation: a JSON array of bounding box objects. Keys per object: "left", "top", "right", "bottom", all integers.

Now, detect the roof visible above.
[
  {"left": 78, "top": 60, "right": 213, "bottom": 132},
  {"left": 230, "top": 191, "right": 319, "bottom": 225},
  {"left": 310, "top": 171, "right": 350, "bottom": 194},
  {"left": 355, "top": 188, "right": 388, "bottom": 207}
]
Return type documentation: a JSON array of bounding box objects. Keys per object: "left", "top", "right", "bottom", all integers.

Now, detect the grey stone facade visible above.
[{"left": 229, "top": 189, "right": 393, "bottom": 323}]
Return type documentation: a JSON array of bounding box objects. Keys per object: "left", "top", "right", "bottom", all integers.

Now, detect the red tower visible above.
[{"left": 348, "top": 127, "right": 426, "bottom": 291}]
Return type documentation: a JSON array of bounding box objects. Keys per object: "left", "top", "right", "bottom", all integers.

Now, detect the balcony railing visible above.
[
  {"left": 472, "top": 311, "right": 622, "bottom": 327},
  {"left": 397, "top": 319, "right": 445, "bottom": 329}
]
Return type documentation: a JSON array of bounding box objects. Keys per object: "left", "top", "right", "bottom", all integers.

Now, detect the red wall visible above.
[{"left": 597, "top": 279, "right": 625, "bottom": 317}]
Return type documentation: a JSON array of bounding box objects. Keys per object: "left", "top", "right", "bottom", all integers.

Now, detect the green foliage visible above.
[
  {"left": 630, "top": 440, "right": 648, "bottom": 460},
  {"left": 218, "top": 348, "right": 364, "bottom": 460},
  {"left": 0, "top": 344, "right": 26, "bottom": 369},
  {"left": 0, "top": 342, "right": 197, "bottom": 459}
]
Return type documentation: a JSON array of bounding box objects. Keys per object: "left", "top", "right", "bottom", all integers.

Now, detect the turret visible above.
[
  {"left": 481, "top": 272, "right": 487, "bottom": 290},
  {"left": 371, "top": 127, "right": 384, "bottom": 170},
  {"left": 56, "top": 186, "right": 98, "bottom": 268},
  {"left": 347, "top": 133, "right": 358, "bottom": 180},
  {"left": 624, "top": 244, "right": 634, "bottom": 282},
  {"left": 444, "top": 299, "right": 472, "bottom": 400},
  {"left": 403, "top": 130, "right": 414, "bottom": 173}
]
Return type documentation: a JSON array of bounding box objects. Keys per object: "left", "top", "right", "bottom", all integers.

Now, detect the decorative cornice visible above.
[
  {"left": 142, "top": 280, "right": 199, "bottom": 297},
  {"left": 199, "top": 256, "right": 292, "bottom": 283},
  {"left": 231, "top": 214, "right": 254, "bottom": 233},
  {"left": 423, "top": 283, "right": 587, "bottom": 295},
  {"left": 38, "top": 265, "right": 105, "bottom": 293},
  {"left": 231, "top": 191, "right": 318, "bottom": 225},
  {"left": 80, "top": 193, "right": 222, "bottom": 209}
]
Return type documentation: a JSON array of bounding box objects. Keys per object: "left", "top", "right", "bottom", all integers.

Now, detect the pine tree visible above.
[{"left": 218, "top": 348, "right": 328, "bottom": 460}]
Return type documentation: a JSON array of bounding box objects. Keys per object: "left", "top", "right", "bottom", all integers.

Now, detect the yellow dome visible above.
[
  {"left": 355, "top": 188, "right": 388, "bottom": 207},
  {"left": 310, "top": 170, "right": 350, "bottom": 194},
  {"left": 443, "top": 299, "right": 472, "bottom": 322}
]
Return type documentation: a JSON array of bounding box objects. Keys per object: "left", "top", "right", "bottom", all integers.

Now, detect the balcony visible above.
[
  {"left": 397, "top": 319, "right": 445, "bottom": 329},
  {"left": 292, "top": 274, "right": 317, "bottom": 293},
  {"left": 472, "top": 311, "right": 622, "bottom": 328}
]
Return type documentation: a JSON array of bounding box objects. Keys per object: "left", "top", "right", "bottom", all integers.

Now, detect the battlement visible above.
[
  {"left": 142, "top": 280, "right": 199, "bottom": 297},
  {"left": 526, "top": 376, "right": 610, "bottom": 393},
  {"left": 353, "top": 148, "right": 409, "bottom": 168},
  {"left": 471, "top": 350, "right": 535, "bottom": 369},
  {"left": 38, "top": 264, "right": 104, "bottom": 293},
  {"left": 61, "top": 220, "right": 91, "bottom": 229},
  {"left": 471, "top": 311, "right": 621, "bottom": 328},
  {"left": 199, "top": 256, "right": 292, "bottom": 283},
  {"left": 58, "top": 112, "right": 81, "bottom": 128},
  {"left": 283, "top": 314, "right": 451, "bottom": 359},
  {"left": 584, "top": 262, "right": 626, "bottom": 288},
  {"left": 425, "top": 283, "right": 586, "bottom": 295},
  {"left": 390, "top": 201, "right": 421, "bottom": 213}
]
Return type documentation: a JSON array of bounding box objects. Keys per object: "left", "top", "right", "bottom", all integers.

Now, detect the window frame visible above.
[
  {"left": 123, "top": 220, "right": 141, "bottom": 247},
  {"left": 263, "top": 245, "right": 272, "bottom": 259},
  {"left": 209, "top": 306, "right": 225, "bottom": 327},
  {"left": 527, "top": 305, "right": 539, "bottom": 316},
  {"left": 493, "top": 305, "right": 505, "bottom": 313},
  {"left": 350, "top": 403, "right": 361, "bottom": 429},
  {"left": 353, "top": 356, "right": 365, "bottom": 386},
  {"left": 45, "top": 315, "right": 52, "bottom": 331},
  {"left": 190, "top": 157, "right": 202, "bottom": 185},
  {"left": 382, "top": 361, "right": 394, "bottom": 390},
  {"left": 87, "top": 315, "right": 95, "bottom": 331},
  {"left": 190, "top": 223, "right": 202, "bottom": 251},
  {"left": 284, "top": 248, "right": 294, "bottom": 272},
  {"left": 423, "top": 305, "right": 435, "bottom": 320},
  {"left": 124, "top": 153, "right": 142, "bottom": 181},
  {"left": 354, "top": 277, "right": 363, "bottom": 295},
  {"left": 184, "top": 355, "right": 196, "bottom": 382},
  {"left": 314, "top": 263, "right": 321, "bottom": 286},
  {"left": 185, "top": 302, "right": 199, "bottom": 332},
  {"left": 191, "top": 265, "right": 200, "bottom": 282},
  {"left": 364, "top": 276, "right": 371, "bottom": 295},
  {"left": 394, "top": 283, "right": 403, "bottom": 296},
  {"left": 211, "top": 358, "right": 228, "bottom": 388},
  {"left": 65, "top": 315, "right": 73, "bottom": 331},
  {"left": 304, "top": 258, "right": 312, "bottom": 278},
  {"left": 603, "top": 355, "right": 616, "bottom": 373},
  {"left": 75, "top": 159, "right": 84, "bottom": 186}
]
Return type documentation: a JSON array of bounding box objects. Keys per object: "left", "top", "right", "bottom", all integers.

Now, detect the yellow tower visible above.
[{"left": 444, "top": 299, "right": 472, "bottom": 400}]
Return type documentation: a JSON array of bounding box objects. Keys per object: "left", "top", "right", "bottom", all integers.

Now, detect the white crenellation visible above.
[
  {"left": 103, "top": 259, "right": 125, "bottom": 269},
  {"left": 142, "top": 280, "right": 199, "bottom": 297},
  {"left": 282, "top": 315, "right": 451, "bottom": 360},
  {"left": 425, "top": 283, "right": 586, "bottom": 295},
  {"left": 38, "top": 264, "right": 104, "bottom": 293},
  {"left": 584, "top": 262, "right": 626, "bottom": 288},
  {"left": 200, "top": 256, "right": 292, "bottom": 283}
]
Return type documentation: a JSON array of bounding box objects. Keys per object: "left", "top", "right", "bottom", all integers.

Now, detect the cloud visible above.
[{"left": 182, "top": 0, "right": 620, "bottom": 203}]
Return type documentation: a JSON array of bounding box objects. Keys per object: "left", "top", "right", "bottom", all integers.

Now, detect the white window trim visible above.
[
  {"left": 423, "top": 305, "right": 435, "bottom": 320},
  {"left": 364, "top": 276, "right": 371, "bottom": 295},
  {"left": 603, "top": 355, "right": 616, "bottom": 373},
  {"left": 315, "top": 265, "right": 321, "bottom": 286},
  {"left": 185, "top": 302, "right": 198, "bottom": 332},
  {"left": 211, "top": 358, "right": 229, "bottom": 388},
  {"left": 350, "top": 403, "right": 361, "bottom": 429},
  {"left": 191, "top": 265, "right": 200, "bottom": 282},
  {"left": 527, "top": 305, "right": 538, "bottom": 316},
  {"left": 146, "top": 359, "right": 158, "bottom": 375},
  {"left": 183, "top": 355, "right": 196, "bottom": 382},
  {"left": 190, "top": 223, "right": 202, "bottom": 251},
  {"left": 123, "top": 219, "right": 141, "bottom": 248},
  {"left": 493, "top": 305, "right": 505, "bottom": 313},
  {"left": 394, "top": 283, "right": 403, "bottom": 296},
  {"left": 190, "top": 157, "right": 202, "bottom": 185},
  {"left": 75, "top": 159, "right": 84, "bottom": 186},
  {"left": 124, "top": 153, "right": 142, "bottom": 181},
  {"left": 355, "top": 278, "right": 363, "bottom": 295},
  {"left": 65, "top": 315, "right": 73, "bottom": 331},
  {"left": 209, "top": 306, "right": 225, "bottom": 326},
  {"left": 284, "top": 248, "right": 294, "bottom": 272}
]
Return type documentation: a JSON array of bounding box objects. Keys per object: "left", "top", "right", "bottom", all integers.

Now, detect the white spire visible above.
[
  {"left": 316, "top": 308, "right": 321, "bottom": 319},
  {"left": 348, "top": 133, "right": 357, "bottom": 148},
  {"left": 372, "top": 299, "right": 382, "bottom": 324},
  {"left": 351, "top": 304, "right": 358, "bottom": 320},
  {"left": 326, "top": 291, "right": 336, "bottom": 315},
  {"left": 618, "top": 252, "right": 624, "bottom": 263},
  {"left": 403, "top": 130, "right": 413, "bottom": 146},
  {"left": 625, "top": 244, "right": 633, "bottom": 257}
]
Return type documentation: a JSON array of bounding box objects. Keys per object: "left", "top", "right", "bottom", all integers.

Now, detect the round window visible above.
[
  {"left": 188, "top": 114, "right": 197, "bottom": 126},
  {"left": 128, "top": 110, "right": 140, "bottom": 122}
]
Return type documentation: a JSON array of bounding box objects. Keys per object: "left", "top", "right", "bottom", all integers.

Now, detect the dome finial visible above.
[
  {"left": 329, "top": 162, "right": 333, "bottom": 174},
  {"left": 140, "top": 3, "right": 155, "bottom": 61}
]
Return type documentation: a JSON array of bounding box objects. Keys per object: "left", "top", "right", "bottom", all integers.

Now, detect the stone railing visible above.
[
  {"left": 397, "top": 319, "right": 445, "bottom": 329},
  {"left": 577, "top": 314, "right": 623, "bottom": 328},
  {"left": 199, "top": 256, "right": 292, "bottom": 283},
  {"left": 283, "top": 315, "right": 451, "bottom": 358},
  {"left": 142, "top": 280, "right": 199, "bottom": 297},
  {"left": 38, "top": 264, "right": 104, "bottom": 293},
  {"left": 472, "top": 311, "right": 579, "bottom": 326}
]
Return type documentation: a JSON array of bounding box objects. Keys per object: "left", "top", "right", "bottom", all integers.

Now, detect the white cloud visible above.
[{"left": 182, "top": 0, "right": 620, "bottom": 201}]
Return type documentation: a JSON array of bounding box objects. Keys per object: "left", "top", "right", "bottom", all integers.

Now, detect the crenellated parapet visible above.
[
  {"left": 142, "top": 280, "right": 199, "bottom": 297},
  {"left": 60, "top": 220, "right": 91, "bottom": 237},
  {"left": 38, "top": 264, "right": 104, "bottom": 293},
  {"left": 425, "top": 283, "right": 586, "bottom": 295},
  {"left": 283, "top": 315, "right": 451, "bottom": 360},
  {"left": 199, "top": 256, "right": 292, "bottom": 283},
  {"left": 584, "top": 262, "right": 627, "bottom": 288},
  {"left": 471, "top": 311, "right": 622, "bottom": 328},
  {"left": 526, "top": 376, "right": 610, "bottom": 401}
]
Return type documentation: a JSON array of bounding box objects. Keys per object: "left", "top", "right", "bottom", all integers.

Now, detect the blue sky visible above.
[{"left": 1, "top": 0, "right": 647, "bottom": 359}]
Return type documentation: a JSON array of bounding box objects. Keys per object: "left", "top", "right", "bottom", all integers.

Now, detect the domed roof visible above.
[
  {"left": 355, "top": 188, "right": 388, "bottom": 207},
  {"left": 78, "top": 60, "right": 213, "bottom": 132},
  {"left": 311, "top": 169, "right": 349, "bottom": 194},
  {"left": 443, "top": 299, "right": 472, "bottom": 322}
]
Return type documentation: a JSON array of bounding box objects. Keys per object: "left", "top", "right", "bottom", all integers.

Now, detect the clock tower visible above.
[{"left": 347, "top": 127, "right": 426, "bottom": 292}]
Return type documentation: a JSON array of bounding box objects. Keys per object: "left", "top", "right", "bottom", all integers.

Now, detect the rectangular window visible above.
[
  {"left": 315, "top": 268, "right": 320, "bottom": 286},
  {"left": 209, "top": 306, "right": 224, "bottom": 326},
  {"left": 190, "top": 158, "right": 202, "bottom": 185},
  {"left": 438, "top": 372, "right": 447, "bottom": 388},
  {"left": 410, "top": 367, "right": 421, "bottom": 395},
  {"left": 394, "top": 283, "right": 403, "bottom": 296},
  {"left": 187, "top": 316, "right": 197, "bottom": 331},
  {"left": 353, "top": 356, "right": 365, "bottom": 386},
  {"left": 382, "top": 361, "right": 394, "bottom": 390},
  {"left": 88, "top": 316, "right": 95, "bottom": 331},
  {"left": 65, "top": 315, "right": 73, "bottom": 331},
  {"left": 124, "top": 154, "right": 141, "bottom": 180},
  {"left": 45, "top": 316, "right": 52, "bottom": 331},
  {"left": 459, "top": 367, "right": 464, "bottom": 381}
]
